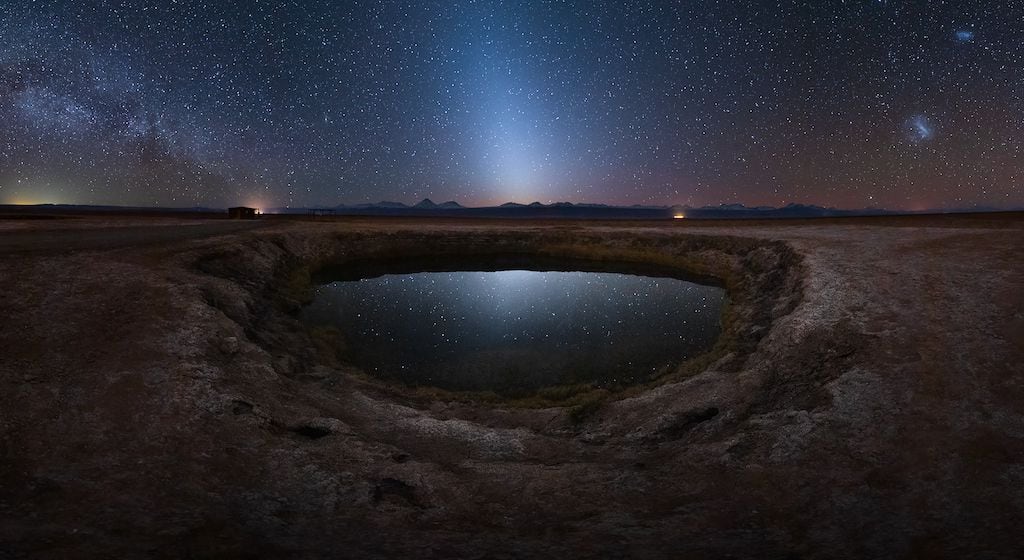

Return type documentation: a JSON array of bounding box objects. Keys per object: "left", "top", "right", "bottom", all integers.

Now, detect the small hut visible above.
[{"left": 228, "top": 206, "right": 257, "bottom": 219}]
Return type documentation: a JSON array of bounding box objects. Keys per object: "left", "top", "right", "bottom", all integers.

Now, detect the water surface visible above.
[{"left": 303, "top": 269, "right": 725, "bottom": 393}]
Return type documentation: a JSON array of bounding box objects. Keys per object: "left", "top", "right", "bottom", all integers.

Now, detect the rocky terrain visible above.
[{"left": 1, "top": 214, "right": 1022, "bottom": 558}]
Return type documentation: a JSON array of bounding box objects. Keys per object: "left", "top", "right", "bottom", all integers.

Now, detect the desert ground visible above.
[{"left": 1, "top": 212, "right": 1023, "bottom": 559}]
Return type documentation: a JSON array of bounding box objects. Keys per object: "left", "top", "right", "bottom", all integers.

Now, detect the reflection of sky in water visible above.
[{"left": 303, "top": 270, "right": 725, "bottom": 392}]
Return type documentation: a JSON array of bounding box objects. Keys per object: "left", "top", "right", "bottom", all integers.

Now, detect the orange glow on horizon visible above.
[{"left": 3, "top": 195, "right": 58, "bottom": 206}]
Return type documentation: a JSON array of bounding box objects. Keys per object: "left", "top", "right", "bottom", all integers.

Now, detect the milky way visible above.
[{"left": 1, "top": 1, "right": 1021, "bottom": 210}]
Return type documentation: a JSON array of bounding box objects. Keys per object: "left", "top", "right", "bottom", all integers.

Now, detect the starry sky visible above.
[{"left": 1, "top": 1, "right": 1021, "bottom": 210}]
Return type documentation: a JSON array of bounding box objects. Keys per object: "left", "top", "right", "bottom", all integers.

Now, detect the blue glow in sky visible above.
[
  {"left": 955, "top": 29, "right": 976, "bottom": 43},
  {"left": 907, "top": 115, "right": 935, "bottom": 144}
]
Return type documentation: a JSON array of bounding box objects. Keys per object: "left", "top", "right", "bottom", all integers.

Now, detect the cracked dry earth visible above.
[{"left": 1, "top": 215, "right": 1023, "bottom": 559}]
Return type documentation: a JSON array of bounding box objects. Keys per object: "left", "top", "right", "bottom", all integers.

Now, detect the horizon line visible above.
[{"left": 2, "top": 201, "right": 1023, "bottom": 214}]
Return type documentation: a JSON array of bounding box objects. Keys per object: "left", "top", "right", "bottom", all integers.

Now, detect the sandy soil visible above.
[{"left": 1, "top": 214, "right": 1022, "bottom": 559}]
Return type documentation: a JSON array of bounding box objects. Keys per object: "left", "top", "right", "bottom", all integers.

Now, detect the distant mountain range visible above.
[{"left": 336, "top": 198, "right": 463, "bottom": 210}]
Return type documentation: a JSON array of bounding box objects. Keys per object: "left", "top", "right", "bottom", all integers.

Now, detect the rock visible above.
[
  {"left": 273, "top": 354, "right": 298, "bottom": 375},
  {"left": 650, "top": 406, "right": 720, "bottom": 442},
  {"left": 218, "top": 336, "right": 239, "bottom": 355},
  {"left": 372, "top": 478, "right": 422, "bottom": 508},
  {"left": 391, "top": 452, "right": 411, "bottom": 463},
  {"left": 297, "top": 365, "right": 334, "bottom": 382}
]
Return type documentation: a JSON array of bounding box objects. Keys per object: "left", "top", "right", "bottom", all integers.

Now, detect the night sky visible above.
[{"left": 1, "top": 1, "right": 1022, "bottom": 210}]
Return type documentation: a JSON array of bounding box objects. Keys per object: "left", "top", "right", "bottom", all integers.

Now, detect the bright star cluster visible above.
[{"left": 0, "top": 1, "right": 1021, "bottom": 210}]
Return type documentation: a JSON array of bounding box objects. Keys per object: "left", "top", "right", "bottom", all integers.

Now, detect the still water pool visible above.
[{"left": 302, "top": 268, "right": 725, "bottom": 393}]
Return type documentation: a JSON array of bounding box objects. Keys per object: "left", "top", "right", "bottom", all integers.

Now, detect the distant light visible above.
[
  {"left": 955, "top": 29, "right": 975, "bottom": 43},
  {"left": 5, "top": 194, "right": 58, "bottom": 205},
  {"left": 673, "top": 214, "right": 686, "bottom": 220}
]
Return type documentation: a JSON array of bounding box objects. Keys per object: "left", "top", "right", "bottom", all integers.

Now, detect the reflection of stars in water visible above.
[
  {"left": 954, "top": 29, "right": 975, "bottom": 43},
  {"left": 303, "top": 270, "right": 725, "bottom": 390},
  {"left": 906, "top": 115, "right": 935, "bottom": 144}
]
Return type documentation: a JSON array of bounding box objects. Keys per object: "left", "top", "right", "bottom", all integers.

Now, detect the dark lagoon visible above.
[{"left": 302, "top": 267, "right": 725, "bottom": 393}]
